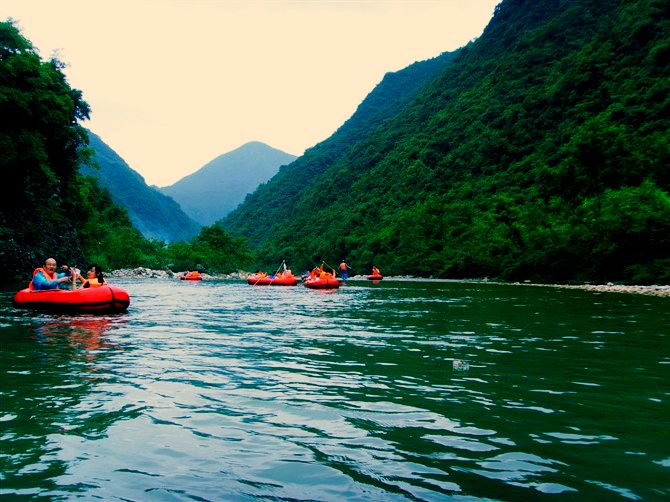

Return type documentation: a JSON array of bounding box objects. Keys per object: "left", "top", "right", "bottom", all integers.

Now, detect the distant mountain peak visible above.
[{"left": 160, "top": 142, "right": 297, "bottom": 226}]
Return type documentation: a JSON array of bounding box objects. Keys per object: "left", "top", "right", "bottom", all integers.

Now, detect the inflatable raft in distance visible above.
[
  {"left": 247, "top": 274, "right": 298, "bottom": 286},
  {"left": 180, "top": 272, "right": 202, "bottom": 281},
  {"left": 367, "top": 274, "right": 384, "bottom": 281},
  {"left": 13, "top": 285, "right": 131, "bottom": 313},
  {"left": 303, "top": 277, "right": 340, "bottom": 289}
]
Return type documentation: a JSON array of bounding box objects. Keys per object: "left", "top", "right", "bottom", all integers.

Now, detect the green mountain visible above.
[
  {"left": 160, "top": 142, "right": 297, "bottom": 226},
  {"left": 82, "top": 131, "right": 201, "bottom": 242},
  {"left": 223, "top": 0, "right": 670, "bottom": 284},
  {"left": 222, "top": 49, "right": 461, "bottom": 246}
]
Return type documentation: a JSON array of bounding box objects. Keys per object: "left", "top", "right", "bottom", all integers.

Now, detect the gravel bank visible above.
[{"left": 107, "top": 268, "right": 670, "bottom": 297}]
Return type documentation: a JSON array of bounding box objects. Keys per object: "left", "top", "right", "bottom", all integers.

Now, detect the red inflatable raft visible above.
[
  {"left": 247, "top": 274, "right": 298, "bottom": 286},
  {"left": 13, "top": 285, "right": 131, "bottom": 313},
  {"left": 303, "top": 277, "right": 340, "bottom": 289},
  {"left": 367, "top": 274, "right": 384, "bottom": 281},
  {"left": 180, "top": 272, "right": 202, "bottom": 281}
]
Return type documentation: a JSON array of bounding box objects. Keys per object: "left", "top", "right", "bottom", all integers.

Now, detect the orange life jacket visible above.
[
  {"left": 29, "top": 267, "right": 58, "bottom": 290},
  {"left": 83, "top": 278, "right": 106, "bottom": 288},
  {"left": 340, "top": 263, "right": 347, "bottom": 270}
]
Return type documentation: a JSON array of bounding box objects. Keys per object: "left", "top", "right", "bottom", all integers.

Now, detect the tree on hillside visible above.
[{"left": 0, "top": 19, "right": 91, "bottom": 279}]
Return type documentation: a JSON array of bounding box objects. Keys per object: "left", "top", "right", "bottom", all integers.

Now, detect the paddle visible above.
[{"left": 320, "top": 260, "right": 339, "bottom": 282}]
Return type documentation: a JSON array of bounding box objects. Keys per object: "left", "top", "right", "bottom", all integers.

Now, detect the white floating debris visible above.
[{"left": 453, "top": 359, "right": 470, "bottom": 371}]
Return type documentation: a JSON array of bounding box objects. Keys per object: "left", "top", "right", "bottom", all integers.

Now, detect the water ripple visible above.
[{"left": 1, "top": 279, "right": 668, "bottom": 500}]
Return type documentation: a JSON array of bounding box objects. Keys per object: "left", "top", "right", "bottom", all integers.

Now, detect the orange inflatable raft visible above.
[
  {"left": 303, "top": 277, "right": 340, "bottom": 289},
  {"left": 247, "top": 274, "right": 298, "bottom": 286},
  {"left": 367, "top": 274, "right": 384, "bottom": 281},
  {"left": 13, "top": 285, "right": 131, "bottom": 313},
  {"left": 180, "top": 271, "right": 202, "bottom": 281}
]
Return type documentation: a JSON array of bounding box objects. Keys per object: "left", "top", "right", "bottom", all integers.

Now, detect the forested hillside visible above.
[
  {"left": 222, "top": 49, "right": 461, "bottom": 245},
  {"left": 83, "top": 131, "right": 201, "bottom": 242},
  {"left": 224, "top": 0, "right": 670, "bottom": 284},
  {"left": 0, "top": 20, "right": 253, "bottom": 280},
  {"left": 160, "top": 142, "right": 296, "bottom": 225}
]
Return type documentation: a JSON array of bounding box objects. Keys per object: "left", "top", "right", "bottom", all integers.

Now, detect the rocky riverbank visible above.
[
  {"left": 107, "top": 268, "right": 670, "bottom": 297},
  {"left": 106, "top": 267, "right": 249, "bottom": 281},
  {"left": 540, "top": 283, "right": 670, "bottom": 297}
]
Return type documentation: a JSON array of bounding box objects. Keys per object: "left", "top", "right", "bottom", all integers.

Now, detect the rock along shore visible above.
[
  {"left": 106, "top": 267, "right": 248, "bottom": 281},
  {"left": 107, "top": 268, "right": 670, "bottom": 298}
]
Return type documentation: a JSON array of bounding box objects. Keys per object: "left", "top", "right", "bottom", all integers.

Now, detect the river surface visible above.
[{"left": 1, "top": 278, "right": 668, "bottom": 500}]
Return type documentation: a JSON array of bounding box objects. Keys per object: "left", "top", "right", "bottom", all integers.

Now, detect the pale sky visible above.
[{"left": 2, "top": 0, "right": 500, "bottom": 186}]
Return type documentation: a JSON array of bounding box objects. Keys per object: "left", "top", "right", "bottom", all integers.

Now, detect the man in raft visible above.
[{"left": 30, "top": 258, "right": 74, "bottom": 290}]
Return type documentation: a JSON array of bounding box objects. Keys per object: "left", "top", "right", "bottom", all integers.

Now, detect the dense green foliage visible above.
[
  {"left": 0, "top": 20, "right": 90, "bottom": 280},
  {"left": 0, "top": 20, "right": 253, "bottom": 282},
  {"left": 160, "top": 224, "right": 254, "bottom": 273},
  {"left": 224, "top": 50, "right": 460, "bottom": 248},
  {"left": 224, "top": 0, "right": 670, "bottom": 284}
]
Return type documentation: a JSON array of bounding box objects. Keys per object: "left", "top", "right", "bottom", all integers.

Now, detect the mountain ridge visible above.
[
  {"left": 222, "top": 0, "right": 670, "bottom": 283},
  {"left": 160, "top": 142, "right": 297, "bottom": 226},
  {"left": 82, "top": 131, "right": 201, "bottom": 242},
  {"left": 222, "top": 49, "right": 461, "bottom": 245}
]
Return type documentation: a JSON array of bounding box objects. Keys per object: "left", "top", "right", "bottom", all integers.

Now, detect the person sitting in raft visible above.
[
  {"left": 30, "top": 258, "right": 75, "bottom": 290},
  {"left": 319, "top": 266, "right": 336, "bottom": 279},
  {"left": 308, "top": 266, "right": 320, "bottom": 280},
  {"left": 372, "top": 266, "right": 381, "bottom": 276},
  {"left": 81, "top": 264, "right": 106, "bottom": 288}
]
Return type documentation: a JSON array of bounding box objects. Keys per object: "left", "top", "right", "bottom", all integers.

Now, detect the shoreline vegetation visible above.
[{"left": 107, "top": 268, "right": 670, "bottom": 298}]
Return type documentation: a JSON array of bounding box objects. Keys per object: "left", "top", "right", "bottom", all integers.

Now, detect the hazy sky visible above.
[{"left": 2, "top": 0, "right": 500, "bottom": 186}]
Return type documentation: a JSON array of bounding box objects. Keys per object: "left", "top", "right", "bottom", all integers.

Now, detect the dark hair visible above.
[{"left": 89, "top": 264, "right": 104, "bottom": 283}]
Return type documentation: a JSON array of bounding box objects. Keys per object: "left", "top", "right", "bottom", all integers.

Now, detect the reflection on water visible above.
[{"left": 1, "top": 279, "right": 669, "bottom": 500}]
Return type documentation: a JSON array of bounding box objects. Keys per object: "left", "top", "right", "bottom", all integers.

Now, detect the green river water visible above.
[{"left": 1, "top": 278, "right": 668, "bottom": 500}]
